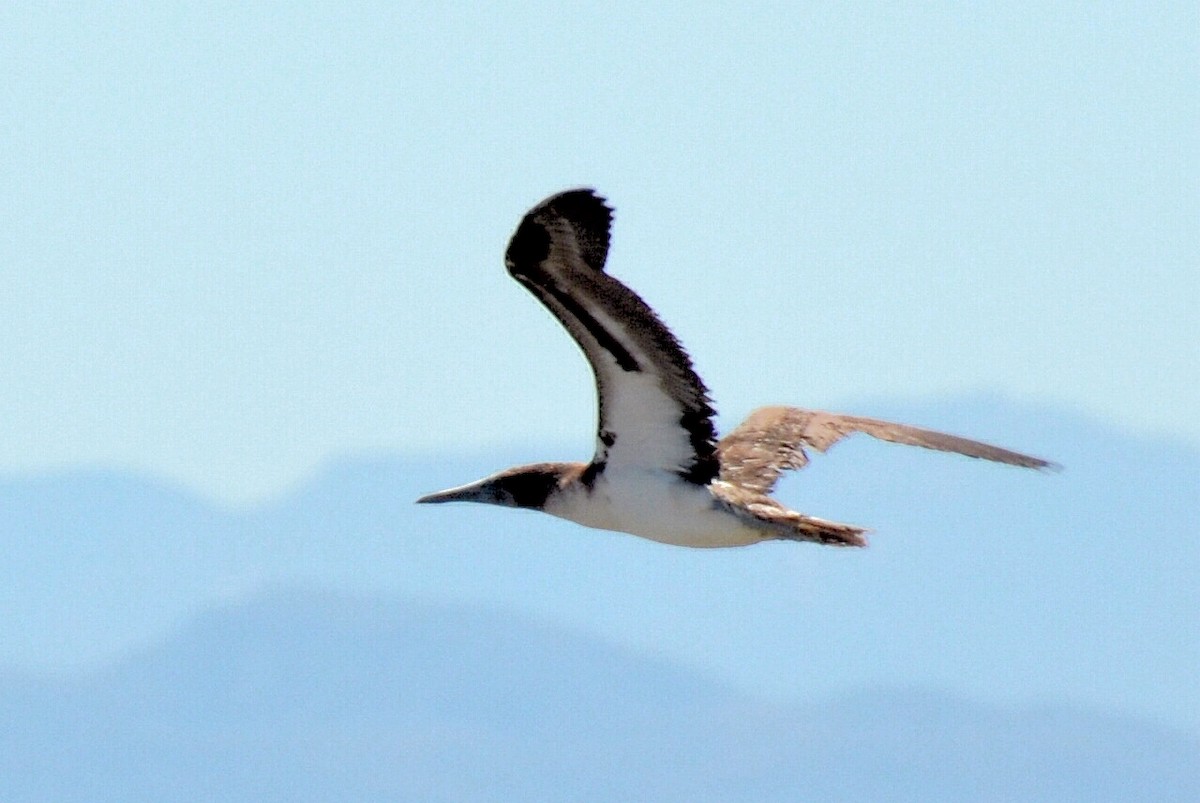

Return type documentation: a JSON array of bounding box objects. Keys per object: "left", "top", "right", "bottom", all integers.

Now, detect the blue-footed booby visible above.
[{"left": 417, "top": 189, "right": 1052, "bottom": 548}]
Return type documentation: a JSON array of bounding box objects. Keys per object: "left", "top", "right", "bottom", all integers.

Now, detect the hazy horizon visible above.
[{"left": 3, "top": 396, "right": 1196, "bottom": 740}]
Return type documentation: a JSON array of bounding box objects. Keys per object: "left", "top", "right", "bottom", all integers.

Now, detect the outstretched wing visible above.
[
  {"left": 504, "top": 189, "right": 719, "bottom": 485},
  {"left": 717, "top": 406, "right": 1055, "bottom": 494}
]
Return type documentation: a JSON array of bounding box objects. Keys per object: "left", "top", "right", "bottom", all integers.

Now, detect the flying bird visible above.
[{"left": 417, "top": 189, "right": 1051, "bottom": 548}]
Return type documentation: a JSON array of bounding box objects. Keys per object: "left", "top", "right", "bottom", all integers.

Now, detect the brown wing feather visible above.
[{"left": 717, "top": 406, "right": 1055, "bottom": 494}]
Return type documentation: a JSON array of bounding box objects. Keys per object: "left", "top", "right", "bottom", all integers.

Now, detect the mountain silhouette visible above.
[
  {"left": 2, "top": 589, "right": 1196, "bottom": 802},
  {"left": 1, "top": 396, "right": 1195, "bottom": 742}
]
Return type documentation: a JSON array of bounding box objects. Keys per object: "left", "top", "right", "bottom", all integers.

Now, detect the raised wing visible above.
[
  {"left": 718, "top": 406, "right": 1055, "bottom": 494},
  {"left": 504, "top": 189, "right": 719, "bottom": 485}
]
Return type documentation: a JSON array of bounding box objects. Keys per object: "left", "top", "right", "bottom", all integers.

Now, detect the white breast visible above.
[{"left": 543, "top": 469, "right": 767, "bottom": 548}]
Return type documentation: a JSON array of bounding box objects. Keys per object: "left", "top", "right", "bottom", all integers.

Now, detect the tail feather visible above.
[
  {"left": 782, "top": 514, "right": 869, "bottom": 548},
  {"left": 710, "top": 481, "right": 869, "bottom": 548}
]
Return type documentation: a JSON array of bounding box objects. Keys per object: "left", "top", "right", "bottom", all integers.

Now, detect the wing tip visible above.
[
  {"left": 542, "top": 187, "right": 614, "bottom": 237},
  {"left": 505, "top": 188, "right": 614, "bottom": 276}
]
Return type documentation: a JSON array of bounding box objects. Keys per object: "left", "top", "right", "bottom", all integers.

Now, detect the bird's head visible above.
[{"left": 416, "top": 462, "right": 581, "bottom": 510}]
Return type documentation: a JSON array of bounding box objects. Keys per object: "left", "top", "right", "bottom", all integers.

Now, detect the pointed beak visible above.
[{"left": 415, "top": 478, "right": 495, "bottom": 505}]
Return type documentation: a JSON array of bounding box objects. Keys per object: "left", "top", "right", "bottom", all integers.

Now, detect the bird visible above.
[{"left": 417, "top": 188, "right": 1052, "bottom": 548}]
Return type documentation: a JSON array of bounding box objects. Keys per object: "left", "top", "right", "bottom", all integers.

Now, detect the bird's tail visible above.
[{"left": 781, "top": 514, "right": 869, "bottom": 548}]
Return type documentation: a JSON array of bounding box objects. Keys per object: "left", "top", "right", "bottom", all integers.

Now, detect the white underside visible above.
[{"left": 543, "top": 469, "right": 768, "bottom": 548}]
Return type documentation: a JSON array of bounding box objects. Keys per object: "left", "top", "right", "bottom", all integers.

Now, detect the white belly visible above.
[{"left": 543, "top": 470, "right": 767, "bottom": 548}]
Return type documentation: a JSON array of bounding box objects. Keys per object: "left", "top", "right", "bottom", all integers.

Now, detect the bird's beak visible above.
[{"left": 415, "top": 478, "right": 495, "bottom": 505}]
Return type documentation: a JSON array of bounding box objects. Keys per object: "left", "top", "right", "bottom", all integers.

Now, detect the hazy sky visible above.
[{"left": 2, "top": 2, "right": 1195, "bottom": 503}]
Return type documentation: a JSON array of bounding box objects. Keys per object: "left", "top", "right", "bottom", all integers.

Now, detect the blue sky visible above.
[{"left": 2, "top": 2, "right": 1196, "bottom": 503}]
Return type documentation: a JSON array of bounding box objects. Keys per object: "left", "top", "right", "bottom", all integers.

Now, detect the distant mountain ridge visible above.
[
  {"left": 2, "top": 589, "right": 1196, "bottom": 802},
  {"left": 1, "top": 397, "right": 1196, "bottom": 737}
]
